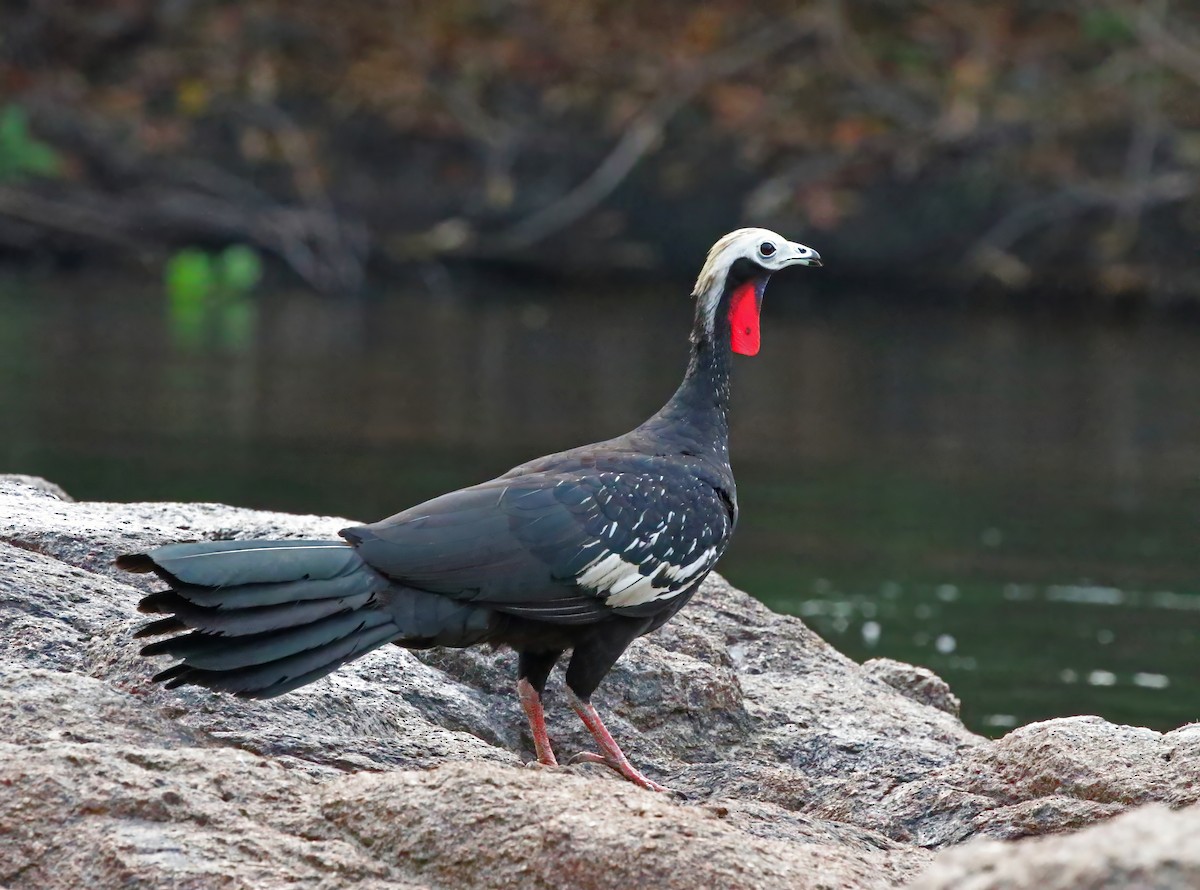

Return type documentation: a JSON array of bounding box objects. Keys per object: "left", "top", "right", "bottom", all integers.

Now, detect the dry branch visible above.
[{"left": 480, "top": 19, "right": 821, "bottom": 253}]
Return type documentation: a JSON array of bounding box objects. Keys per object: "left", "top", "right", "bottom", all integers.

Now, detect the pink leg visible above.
[
  {"left": 565, "top": 690, "right": 668, "bottom": 792},
  {"left": 517, "top": 678, "right": 558, "bottom": 766}
]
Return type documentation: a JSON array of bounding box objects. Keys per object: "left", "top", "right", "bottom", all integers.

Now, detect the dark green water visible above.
[{"left": 3, "top": 273, "right": 1199, "bottom": 736}]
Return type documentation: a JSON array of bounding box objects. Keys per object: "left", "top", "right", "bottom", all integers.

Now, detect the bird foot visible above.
[
  {"left": 523, "top": 748, "right": 559, "bottom": 772},
  {"left": 567, "top": 750, "right": 670, "bottom": 792}
]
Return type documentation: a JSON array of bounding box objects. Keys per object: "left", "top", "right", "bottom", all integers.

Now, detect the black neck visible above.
[{"left": 637, "top": 271, "right": 767, "bottom": 461}]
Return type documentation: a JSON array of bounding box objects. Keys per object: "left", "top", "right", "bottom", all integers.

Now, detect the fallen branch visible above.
[
  {"left": 1134, "top": 4, "right": 1200, "bottom": 86},
  {"left": 0, "top": 181, "right": 366, "bottom": 294},
  {"left": 480, "top": 18, "right": 820, "bottom": 253},
  {"left": 967, "top": 171, "right": 1197, "bottom": 282}
]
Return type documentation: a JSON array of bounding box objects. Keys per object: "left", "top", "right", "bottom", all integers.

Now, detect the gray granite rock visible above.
[
  {"left": 856, "top": 715, "right": 1200, "bottom": 848},
  {"left": 0, "top": 474, "right": 1197, "bottom": 889},
  {"left": 863, "top": 657, "right": 961, "bottom": 716},
  {"left": 911, "top": 803, "right": 1200, "bottom": 890}
]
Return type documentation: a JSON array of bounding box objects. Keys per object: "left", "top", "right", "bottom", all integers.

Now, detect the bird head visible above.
[{"left": 691, "top": 228, "right": 821, "bottom": 356}]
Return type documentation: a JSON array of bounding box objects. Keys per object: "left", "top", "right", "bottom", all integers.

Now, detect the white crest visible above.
[{"left": 691, "top": 228, "right": 820, "bottom": 334}]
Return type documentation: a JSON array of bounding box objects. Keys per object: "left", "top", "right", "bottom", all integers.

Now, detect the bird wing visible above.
[{"left": 340, "top": 461, "right": 732, "bottom": 624}]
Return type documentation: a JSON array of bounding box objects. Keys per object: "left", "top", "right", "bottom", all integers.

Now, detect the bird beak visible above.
[{"left": 784, "top": 242, "right": 822, "bottom": 268}]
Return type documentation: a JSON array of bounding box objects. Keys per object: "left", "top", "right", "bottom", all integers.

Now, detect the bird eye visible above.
[{"left": 758, "top": 241, "right": 776, "bottom": 258}]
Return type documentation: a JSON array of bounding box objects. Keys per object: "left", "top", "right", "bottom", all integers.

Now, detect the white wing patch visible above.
[
  {"left": 663, "top": 547, "right": 717, "bottom": 583},
  {"left": 574, "top": 544, "right": 719, "bottom": 609},
  {"left": 605, "top": 564, "right": 672, "bottom": 608},
  {"left": 576, "top": 552, "right": 634, "bottom": 591}
]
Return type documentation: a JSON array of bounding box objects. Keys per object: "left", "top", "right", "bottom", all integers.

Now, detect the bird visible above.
[{"left": 118, "top": 228, "right": 821, "bottom": 792}]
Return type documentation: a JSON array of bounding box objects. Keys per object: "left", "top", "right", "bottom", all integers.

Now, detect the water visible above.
[{"left": 3, "top": 273, "right": 1199, "bottom": 736}]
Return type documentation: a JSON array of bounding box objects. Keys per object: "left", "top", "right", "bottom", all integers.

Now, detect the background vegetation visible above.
[{"left": 2, "top": 1, "right": 1199, "bottom": 301}]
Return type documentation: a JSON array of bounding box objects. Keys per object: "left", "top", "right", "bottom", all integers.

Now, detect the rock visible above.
[
  {"left": 911, "top": 803, "right": 1200, "bottom": 889},
  {"left": 321, "top": 763, "right": 925, "bottom": 890},
  {"left": 0, "top": 473, "right": 355, "bottom": 578},
  {"left": 863, "top": 657, "right": 961, "bottom": 716},
  {"left": 0, "top": 474, "right": 73, "bottom": 502},
  {"left": 858, "top": 716, "right": 1200, "bottom": 848},
  {"left": 0, "top": 740, "right": 421, "bottom": 890},
  {"left": 0, "top": 474, "right": 1197, "bottom": 889}
]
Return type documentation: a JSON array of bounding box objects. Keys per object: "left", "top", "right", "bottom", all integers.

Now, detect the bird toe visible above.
[
  {"left": 566, "top": 751, "right": 609, "bottom": 766},
  {"left": 566, "top": 751, "right": 671, "bottom": 792}
]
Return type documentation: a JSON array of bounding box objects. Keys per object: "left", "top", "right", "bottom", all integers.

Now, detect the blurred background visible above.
[{"left": 1, "top": 1, "right": 1199, "bottom": 736}]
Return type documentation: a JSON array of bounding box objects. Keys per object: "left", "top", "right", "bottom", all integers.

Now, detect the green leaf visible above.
[
  {"left": 217, "top": 245, "right": 263, "bottom": 295},
  {"left": 165, "top": 249, "right": 216, "bottom": 349},
  {"left": 0, "top": 105, "right": 62, "bottom": 182},
  {"left": 166, "top": 248, "right": 216, "bottom": 305},
  {"left": 164, "top": 245, "right": 262, "bottom": 350}
]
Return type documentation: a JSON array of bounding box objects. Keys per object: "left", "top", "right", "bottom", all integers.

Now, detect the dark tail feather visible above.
[
  {"left": 139, "top": 609, "right": 393, "bottom": 669},
  {"left": 124, "top": 539, "right": 364, "bottom": 587},
  {"left": 122, "top": 539, "right": 402, "bottom": 698},
  {"left": 116, "top": 553, "right": 157, "bottom": 573},
  {"left": 134, "top": 616, "right": 187, "bottom": 638},
  {"left": 158, "top": 622, "right": 402, "bottom": 698},
  {"left": 138, "top": 588, "right": 377, "bottom": 636},
  {"left": 121, "top": 538, "right": 496, "bottom": 699}
]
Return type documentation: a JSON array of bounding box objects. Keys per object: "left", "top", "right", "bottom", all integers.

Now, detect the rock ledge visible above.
[{"left": 1, "top": 474, "right": 1197, "bottom": 889}]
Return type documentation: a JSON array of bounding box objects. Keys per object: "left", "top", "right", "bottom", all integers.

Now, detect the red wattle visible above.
[{"left": 729, "top": 281, "right": 761, "bottom": 356}]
